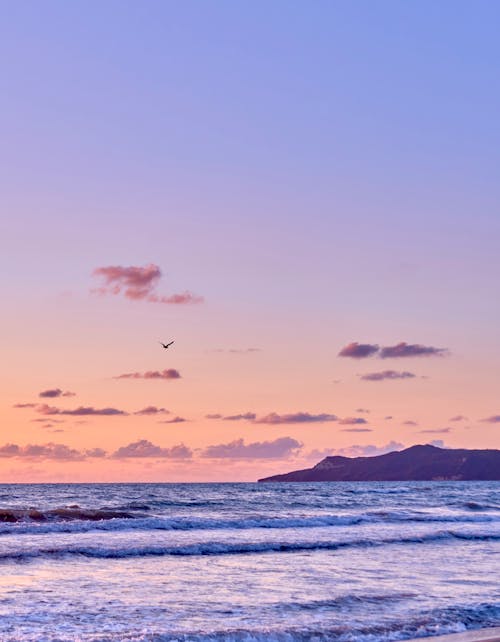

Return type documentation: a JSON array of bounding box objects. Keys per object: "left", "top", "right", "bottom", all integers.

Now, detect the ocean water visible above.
[{"left": 0, "top": 482, "right": 498, "bottom": 642}]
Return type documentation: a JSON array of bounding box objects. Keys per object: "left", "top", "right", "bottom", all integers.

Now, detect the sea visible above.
[{"left": 0, "top": 482, "right": 498, "bottom": 642}]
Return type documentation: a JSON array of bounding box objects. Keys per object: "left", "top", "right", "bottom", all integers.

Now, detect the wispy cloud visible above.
[
  {"left": 333, "top": 441, "right": 405, "bottom": 458},
  {"left": 338, "top": 343, "right": 379, "bottom": 359},
  {"left": 134, "top": 406, "right": 170, "bottom": 416},
  {"left": 114, "top": 369, "right": 181, "bottom": 380},
  {"left": 158, "top": 416, "right": 187, "bottom": 424},
  {"left": 13, "top": 403, "right": 37, "bottom": 409},
  {"left": 360, "top": 370, "right": 416, "bottom": 381},
  {"left": 340, "top": 428, "right": 373, "bottom": 433},
  {"left": 92, "top": 264, "right": 202, "bottom": 304},
  {"left": 253, "top": 412, "right": 337, "bottom": 425},
  {"left": 112, "top": 440, "right": 192, "bottom": 459},
  {"left": 449, "top": 415, "right": 467, "bottom": 422},
  {"left": 480, "top": 415, "right": 500, "bottom": 423},
  {"left": 36, "top": 404, "right": 127, "bottom": 416},
  {"left": 419, "top": 428, "right": 451, "bottom": 434},
  {"left": 338, "top": 417, "right": 367, "bottom": 425},
  {"left": 356, "top": 408, "right": 370, "bottom": 414},
  {"left": 201, "top": 437, "right": 302, "bottom": 459},
  {"left": 403, "top": 420, "right": 418, "bottom": 426},
  {"left": 205, "top": 414, "right": 222, "bottom": 419},
  {"left": 379, "top": 343, "right": 448, "bottom": 358},
  {"left": 223, "top": 413, "right": 256, "bottom": 421}
]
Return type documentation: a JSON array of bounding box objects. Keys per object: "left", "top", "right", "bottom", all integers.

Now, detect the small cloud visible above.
[
  {"left": 39, "top": 389, "right": 76, "bottom": 399},
  {"left": 428, "top": 439, "right": 447, "bottom": 448},
  {"left": 384, "top": 416, "right": 393, "bottom": 420},
  {"left": 419, "top": 428, "right": 451, "bottom": 434},
  {"left": 85, "top": 448, "right": 107, "bottom": 458},
  {"left": 356, "top": 408, "right": 370, "bottom": 414},
  {"left": 449, "top": 415, "right": 467, "bottom": 422},
  {"left": 205, "top": 414, "right": 222, "bottom": 419},
  {"left": 158, "top": 416, "right": 187, "bottom": 424},
  {"left": 338, "top": 417, "right": 367, "bottom": 425},
  {"left": 480, "top": 415, "right": 500, "bottom": 423},
  {"left": 340, "top": 428, "right": 373, "bottom": 433},
  {"left": 201, "top": 437, "right": 302, "bottom": 459},
  {"left": 304, "top": 448, "right": 336, "bottom": 461},
  {"left": 379, "top": 343, "right": 448, "bottom": 359},
  {"left": 114, "top": 369, "right": 181, "bottom": 380},
  {"left": 403, "top": 420, "right": 418, "bottom": 426},
  {"left": 223, "top": 412, "right": 256, "bottom": 421},
  {"left": 134, "top": 406, "right": 170, "bottom": 416},
  {"left": 112, "top": 439, "right": 192, "bottom": 459},
  {"left": 92, "top": 264, "right": 203, "bottom": 305},
  {"left": 36, "top": 404, "right": 127, "bottom": 416},
  {"left": 338, "top": 342, "right": 379, "bottom": 359},
  {"left": 334, "top": 441, "right": 405, "bottom": 458},
  {"left": 253, "top": 412, "right": 337, "bottom": 424},
  {"left": 13, "top": 403, "right": 37, "bottom": 409},
  {"left": 39, "top": 389, "right": 62, "bottom": 398},
  {"left": 360, "top": 370, "right": 416, "bottom": 381}
]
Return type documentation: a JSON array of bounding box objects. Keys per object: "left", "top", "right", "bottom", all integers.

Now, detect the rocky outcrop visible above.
[{"left": 258, "top": 444, "right": 500, "bottom": 482}]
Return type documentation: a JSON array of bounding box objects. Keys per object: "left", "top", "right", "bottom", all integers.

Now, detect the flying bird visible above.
[{"left": 159, "top": 341, "right": 174, "bottom": 349}]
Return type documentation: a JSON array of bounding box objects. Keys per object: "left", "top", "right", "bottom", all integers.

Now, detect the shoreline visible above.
[{"left": 408, "top": 628, "right": 500, "bottom": 642}]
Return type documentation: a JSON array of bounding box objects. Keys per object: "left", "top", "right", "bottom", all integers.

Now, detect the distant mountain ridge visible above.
[{"left": 258, "top": 445, "right": 500, "bottom": 482}]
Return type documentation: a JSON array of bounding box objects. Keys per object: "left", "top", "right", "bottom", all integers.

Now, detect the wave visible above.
[
  {"left": 1, "top": 530, "right": 498, "bottom": 562},
  {"left": 0, "top": 508, "right": 499, "bottom": 536},
  {"left": 0, "top": 507, "right": 139, "bottom": 523},
  {"left": 7, "top": 603, "right": 498, "bottom": 642}
]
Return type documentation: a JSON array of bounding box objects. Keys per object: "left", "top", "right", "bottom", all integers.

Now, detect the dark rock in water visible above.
[{"left": 258, "top": 444, "right": 500, "bottom": 482}]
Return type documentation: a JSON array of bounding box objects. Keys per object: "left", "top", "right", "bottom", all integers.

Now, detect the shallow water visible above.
[{"left": 0, "top": 482, "right": 498, "bottom": 641}]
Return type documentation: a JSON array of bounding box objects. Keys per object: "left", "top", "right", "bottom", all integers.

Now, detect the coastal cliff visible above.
[{"left": 258, "top": 444, "right": 500, "bottom": 482}]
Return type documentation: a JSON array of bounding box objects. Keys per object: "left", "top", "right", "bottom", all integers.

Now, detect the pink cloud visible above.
[
  {"left": 338, "top": 342, "right": 379, "bottom": 359},
  {"left": 201, "top": 437, "right": 302, "bottom": 459},
  {"left": 449, "top": 415, "right": 467, "bottom": 422},
  {"left": 13, "top": 403, "right": 37, "bottom": 409},
  {"left": 253, "top": 412, "right": 337, "bottom": 424},
  {"left": 92, "top": 264, "right": 203, "bottom": 305},
  {"left": 112, "top": 439, "right": 192, "bottom": 459},
  {"left": 223, "top": 412, "right": 256, "bottom": 421},
  {"left": 158, "top": 416, "right": 187, "bottom": 424},
  {"left": 340, "top": 428, "right": 373, "bottom": 433},
  {"left": 134, "top": 406, "right": 170, "bottom": 415},
  {"left": 419, "top": 428, "right": 452, "bottom": 434},
  {"left": 36, "top": 404, "right": 127, "bottom": 416},
  {"left": 403, "top": 420, "right": 418, "bottom": 426},
  {"left": 338, "top": 417, "right": 367, "bottom": 425},
  {"left": 360, "top": 370, "right": 416, "bottom": 381},
  {"left": 0, "top": 442, "right": 104, "bottom": 461},
  {"left": 39, "top": 388, "right": 76, "bottom": 398},
  {"left": 379, "top": 343, "right": 448, "bottom": 358},
  {"left": 114, "top": 369, "right": 181, "bottom": 380},
  {"left": 334, "top": 441, "right": 405, "bottom": 458},
  {"left": 480, "top": 415, "right": 500, "bottom": 423}
]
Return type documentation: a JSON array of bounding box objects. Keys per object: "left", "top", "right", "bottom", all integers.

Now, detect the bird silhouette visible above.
[{"left": 159, "top": 341, "right": 174, "bottom": 349}]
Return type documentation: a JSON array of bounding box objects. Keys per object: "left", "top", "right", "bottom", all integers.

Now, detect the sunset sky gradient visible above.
[{"left": 1, "top": 1, "right": 499, "bottom": 481}]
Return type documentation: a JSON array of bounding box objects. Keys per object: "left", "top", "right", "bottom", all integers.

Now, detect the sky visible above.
[{"left": 1, "top": 1, "right": 499, "bottom": 482}]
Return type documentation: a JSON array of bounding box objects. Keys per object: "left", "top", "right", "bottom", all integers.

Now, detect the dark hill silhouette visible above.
[{"left": 258, "top": 444, "right": 500, "bottom": 482}]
